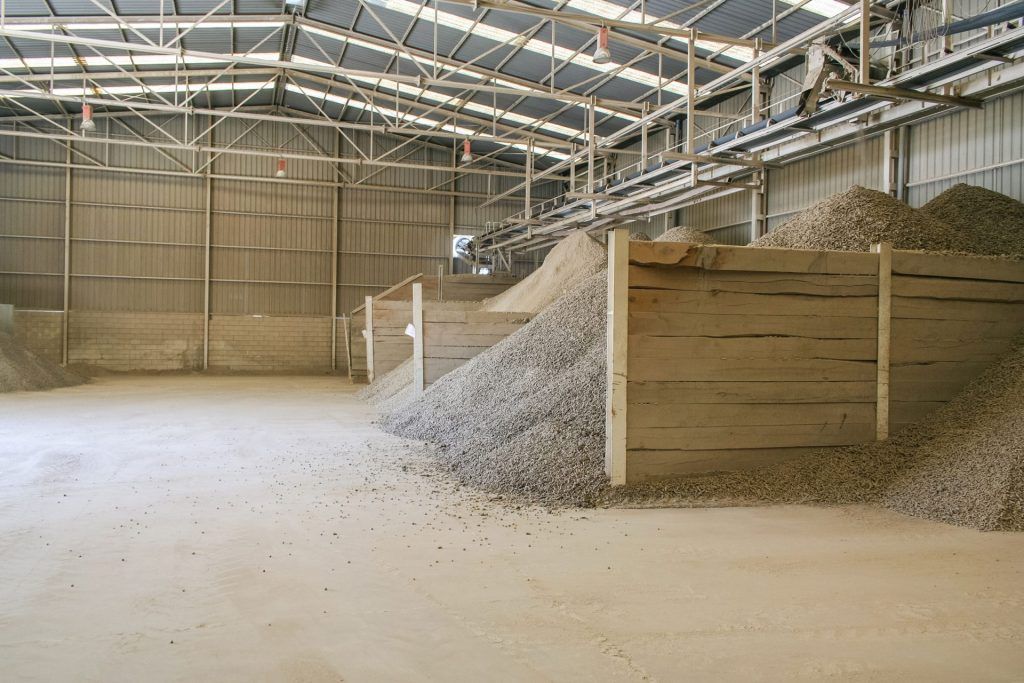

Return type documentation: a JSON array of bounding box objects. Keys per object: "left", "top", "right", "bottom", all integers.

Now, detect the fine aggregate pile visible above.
[
  {"left": 381, "top": 228, "right": 716, "bottom": 506},
  {"left": 0, "top": 332, "right": 83, "bottom": 393},
  {"left": 657, "top": 226, "right": 718, "bottom": 244},
  {"left": 482, "top": 230, "right": 606, "bottom": 313},
  {"left": 919, "top": 183, "right": 1024, "bottom": 256},
  {"left": 751, "top": 185, "right": 972, "bottom": 252},
  {"left": 629, "top": 231, "right": 651, "bottom": 241}
]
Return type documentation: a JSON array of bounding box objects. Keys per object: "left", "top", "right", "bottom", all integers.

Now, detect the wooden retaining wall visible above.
[
  {"left": 346, "top": 272, "right": 518, "bottom": 382},
  {"left": 410, "top": 283, "right": 532, "bottom": 390},
  {"left": 605, "top": 231, "right": 1024, "bottom": 484}
]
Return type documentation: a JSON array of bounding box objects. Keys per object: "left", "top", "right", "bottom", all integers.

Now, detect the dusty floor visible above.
[{"left": 1, "top": 377, "right": 1023, "bottom": 682}]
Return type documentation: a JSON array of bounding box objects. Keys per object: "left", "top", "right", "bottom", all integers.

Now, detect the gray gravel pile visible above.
[
  {"left": 0, "top": 332, "right": 83, "bottom": 393},
  {"left": 357, "top": 357, "right": 413, "bottom": 406},
  {"left": 629, "top": 231, "right": 651, "bottom": 241},
  {"left": 751, "top": 185, "right": 972, "bottom": 252},
  {"left": 920, "top": 183, "right": 1024, "bottom": 256},
  {"left": 382, "top": 271, "right": 609, "bottom": 506},
  {"left": 379, "top": 228, "right": 716, "bottom": 506},
  {"left": 883, "top": 339, "right": 1024, "bottom": 531}
]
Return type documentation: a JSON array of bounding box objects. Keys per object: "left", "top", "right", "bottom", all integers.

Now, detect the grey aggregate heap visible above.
[
  {"left": 382, "top": 271, "right": 609, "bottom": 506},
  {"left": 0, "top": 332, "right": 83, "bottom": 393},
  {"left": 920, "top": 183, "right": 1024, "bottom": 256},
  {"left": 751, "top": 185, "right": 972, "bottom": 252}
]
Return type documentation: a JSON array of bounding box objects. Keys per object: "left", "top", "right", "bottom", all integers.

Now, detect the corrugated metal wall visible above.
[
  {"left": 0, "top": 115, "right": 546, "bottom": 320},
  {"left": 906, "top": 89, "right": 1024, "bottom": 207}
]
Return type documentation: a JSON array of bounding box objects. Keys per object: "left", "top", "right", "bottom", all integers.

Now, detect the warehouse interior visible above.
[{"left": 3, "top": 0, "right": 1024, "bottom": 679}]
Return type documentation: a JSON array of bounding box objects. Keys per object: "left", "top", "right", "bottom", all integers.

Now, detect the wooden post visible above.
[
  {"left": 605, "top": 228, "right": 629, "bottom": 485},
  {"left": 364, "top": 295, "right": 375, "bottom": 383},
  {"left": 872, "top": 242, "right": 892, "bottom": 440},
  {"left": 412, "top": 283, "right": 425, "bottom": 393}
]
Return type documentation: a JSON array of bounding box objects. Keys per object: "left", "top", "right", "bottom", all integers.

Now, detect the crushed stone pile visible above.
[
  {"left": 360, "top": 230, "right": 607, "bottom": 409},
  {"left": 607, "top": 335, "right": 1024, "bottom": 531},
  {"left": 920, "top": 183, "right": 1024, "bottom": 256},
  {"left": 657, "top": 226, "right": 718, "bottom": 244},
  {"left": 883, "top": 340, "right": 1024, "bottom": 531},
  {"left": 482, "top": 230, "right": 606, "bottom": 313},
  {"left": 357, "top": 357, "right": 413, "bottom": 406},
  {"left": 382, "top": 271, "right": 608, "bottom": 506},
  {"left": 629, "top": 231, "right": 651, "bottom": 241},
  {"left": 0, "top": 332, "right": 83, "bottom": 393},
  {"left": 751, "top": 185, "right": 973, "bottom": 252},
  {"left": 379, "top": 228, "right": 715, "bottom": 506}
]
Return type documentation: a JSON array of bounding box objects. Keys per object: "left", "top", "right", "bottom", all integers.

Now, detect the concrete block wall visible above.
[
  {"left": 13, "top": 310, "right": 63, "bottom": 364},
  {"left": 11, "top": 309, "right": 347, "bottom": 374},
  {"left": 68, "top": 311, "right": 204, "bottom": 371},
  {"left": 208, "top": 315, "right": 333, "bottom": 373}
]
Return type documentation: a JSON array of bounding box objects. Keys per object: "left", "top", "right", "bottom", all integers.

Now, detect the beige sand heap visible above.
[
  {"left": 482, "top": 230, "right": 606, "bottom": 313},
  {"left": 0, "top": 332, "right": 83, "bottom": 393},
  {"left": 751, "top": 185, "right": 972, "bottom": 252},
  {"left": 657, "top": 226, "right": 718, "bottom": 244},
  {"left": 920, "top": 183, "right": 1024, "bottom": 256},
  {"left": 628, "top": 231, "right": 651, "bottom": 241}
]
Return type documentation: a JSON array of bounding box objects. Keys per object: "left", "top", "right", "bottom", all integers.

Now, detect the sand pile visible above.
[
  {"left": 380, "top": 228, "right": 716, "bottom": 506},
  {"left": 629, "top": 231, "right": 651, "bottom": 241},
  {"left": 482, "top": 230, "right": 606, "bottom": 313},
  {"left": 751, "top": 185, "right": 972, "bottom": 252},
  {"left": 657, "top": 226, "right": 718, "bottom": 244},
  {"left": 920, "top": 184, "right": 1024, "bottom": 256},
  {"left": 0, "top": 332, "right": 82, "bottom": 393}
]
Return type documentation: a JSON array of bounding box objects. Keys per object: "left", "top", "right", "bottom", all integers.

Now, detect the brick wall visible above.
[
  {"left": 68, "top": 311, "right": 204, "bottom": 371},
  {"left": 208, "top": 315, "right": 334, "bottom": 373},
  {"left": 13, "top": 310, "right": 63, "bottom": 364}
]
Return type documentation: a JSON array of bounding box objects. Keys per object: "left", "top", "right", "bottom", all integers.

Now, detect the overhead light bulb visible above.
[
  {"left": 275, "top": 158, "right": 287, "bottom": 178},
  {"left": 80, "top": 103, "right": 96, "bottom": 131},
  {"left": 460, "top": 139, "right": 474, "bottom": 164},
  {"left": 592, "top": 27, "right": 612, "bottom": 65}
]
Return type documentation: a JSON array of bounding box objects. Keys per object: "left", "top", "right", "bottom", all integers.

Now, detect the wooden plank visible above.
[
  {"left": 629, "top": 335, "right": 877, "bottom": 361},
  {"left": 607, "top": 228, "right": 629, "bottom": 486},
  {"left": 629, "top": 266, "right": 879, "bottom": 296},
  {"left": 628, "top": 402, "right": 875, "bottom": 429},
  {"left": 891, "top": 401, "right": 945, "bottom": 425},
  {"left": 891, "top": 317, "right": 1022, "bottom": 340},
  {"left": 423, "top": 331, "right": 521, "bottom": 346},
  {"left": 628, "top": 357, "right": 876, "bottom": 382},
  {"left": 890, "top": 336, "right": 1014, "bottom": 362},
  {"left": 890, "top": 378, "right": 976, "bottom": 402},
  {"left": 893, "top": 275, "right": 1024, "bottom": 302},
  {"left": 627, "top": 380, "right": 878, "bottom": 404},
  {"left": 628, "top": 312, "right": 877, "bottom": 338},
  {"left": 351, "top": 273, "right": 424, "bottom": 314},
  {"left": 364, "top": 295, "right": 374, "bottom": 382},
  {"left": 892, "top": 251, "right": 1024, "bottom": 283},
  {"left": 423, "top": 309, "right": 531, "bottom": 324},
  {"left": 628, "top": 241, "right": 879, "bottom": 275},
  {"left": 424, "top": 357, "right": 466, "bottom": 384},
  {"left": 628, "top": 288, "right": 878, "bottom": 317},
  {"left": 626, "top": 421, "right": 875, "bottom": 450},
  {"left": 426, "top": 348, "right": 484, "bottom": 360},
  {"left": 412, "top": 284, "right": 424, "bottom": 392},
  {"left": 423, "top": 322, "right": 528, "bottom": 338},
  {"left": 421, "top": 300, "right": 481, "bottom": 312},
  {"left": 892, "top": 296, "right": 1024, "bottom": 322},
  {"left": 873, "top": 242, "right": 892, "bottom": 441},
  {"left": 625, "top": 447, "right": 822, "bottom": 480},
  {"left": 891, "top": 360, "right": 994, "bottom": 382}
]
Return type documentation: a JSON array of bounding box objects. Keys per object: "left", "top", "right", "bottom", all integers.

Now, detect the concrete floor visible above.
[{"left": 1, "top": 376, "right": 1023, "bottom": 682}]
